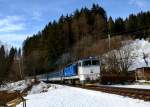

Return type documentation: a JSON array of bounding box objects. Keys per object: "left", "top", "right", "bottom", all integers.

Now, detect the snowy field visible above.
[
  {"left": 1, "top": 80, "right": 150, "bottom": 107},
  {"left": 17, "top": 83, "right": 150, "bottom": 107}
]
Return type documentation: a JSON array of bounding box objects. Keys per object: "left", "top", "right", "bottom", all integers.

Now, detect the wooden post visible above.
[
  {"left": 135, "top": 71, "right": 137, "bottom": 81},
  {"left": 143, "top": 68, "right": 145, "bottom": 80},
  {"left": 108, "top": 34, "right": 111, "bottom": 51}
]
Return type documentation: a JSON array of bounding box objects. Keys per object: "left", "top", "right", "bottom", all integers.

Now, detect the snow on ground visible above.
[
  {"left": 28, "top": 81, "right": 49, "bottom": 94},
  {"left": 17, "top": 84, "right": 150, "bottom": 107},
  {"left": 105, "top": 39, "right": 150, "bottom": 71},
  {"left": 0, "top": 80, "right": 29, "bottom": 92},
  {"left": 127, "top": 39, "right": 150, "bottom": 71},
  {"left": 110, "top": 84, "right": 150, "bottom": 89},
  {"left": 137, "top": 80, "right": 150, "bottom": 83},
  {"left": 28, "top": 82, "right": 65, "bottom": 95}
]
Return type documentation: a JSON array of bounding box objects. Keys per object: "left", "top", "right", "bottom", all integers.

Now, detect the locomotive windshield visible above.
[
  {"left": 82, "top": 59, "right": 99, "bottom": 66},
  {"left": 92, "top": 60, "right": 99, "bottom": 65},
  {"left": 82, "top": 60, "right": 91, "bottom": 66}
]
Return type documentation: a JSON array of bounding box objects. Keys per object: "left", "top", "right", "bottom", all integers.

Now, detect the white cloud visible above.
[
  {"left": 129, "top": 0, "right": 150, "bottom": 9},
  {"left": 0, "top": 33, "right": 31, "bottom": 48},
  {"left": 0, "top": 34, "right": 27, "bottom": 41},
  {"left": 0, "top": 16, "right": 25, "bottom": 32}
]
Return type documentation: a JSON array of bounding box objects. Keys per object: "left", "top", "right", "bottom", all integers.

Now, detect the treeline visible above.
[
  {"left": 108, "top": 12, "right": 150, "bottom": 37},
  {"left": 23, "top": 4, "right": 150, "bottom": 76},
  {"left": 0, "top": 45, "right": 21, "bottom": 83}
]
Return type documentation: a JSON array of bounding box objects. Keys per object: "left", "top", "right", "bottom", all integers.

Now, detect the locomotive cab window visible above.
[
  {"left": 92, "top": 60, "right": 99, "bottom": 65},
  {"left": 82, "top": 60, "right": 91, "bottom": 66}
]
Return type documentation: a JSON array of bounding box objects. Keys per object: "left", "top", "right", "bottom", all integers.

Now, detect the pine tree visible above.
[
  {"left": 114, "top": 17, "right": 125, "bottom": 33},
  {"left": 126, "top": 14, "right": 138, "bottom": 32},
  {"left": 108, "top": 16, "right": 115, "bottom": 34},
  {"left": 0, "top": 45, "right": 6, "bottom": 81}
]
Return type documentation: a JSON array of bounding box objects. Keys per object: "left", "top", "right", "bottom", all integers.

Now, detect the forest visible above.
[
  {"left": 23, "top": 4, "right": 150, "bottom": 77},
  {"left": 0, "top": 4, "right": 150, "bottom": 81},
  {"left": 0, "top": 46, "right": 22, "bottom": 83}
]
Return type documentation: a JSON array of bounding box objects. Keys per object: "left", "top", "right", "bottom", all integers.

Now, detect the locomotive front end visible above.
[{"left": 78, "top": 58, "right": 100, "bottom": 83}]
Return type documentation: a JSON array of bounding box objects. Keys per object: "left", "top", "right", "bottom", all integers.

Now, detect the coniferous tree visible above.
[
  {"left": 0, "top": 45, "right": 7, "bottom": 81},
  {"left": 114, "top": 17, "right": 125, "bottom": 33},
  {"left": 108, "top": 17, "right": 115, "bottom": 34},
  {"left": 125, "top": 14, "right": 138, "bottom": 32}
]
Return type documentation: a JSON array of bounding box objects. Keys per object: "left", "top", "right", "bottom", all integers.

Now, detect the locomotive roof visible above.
[
  {"left": 65, "top": 57, "right": 99, "bottom": 67},
  {"left": 78, "top": 57, "right": 99, "bottom": 61}
]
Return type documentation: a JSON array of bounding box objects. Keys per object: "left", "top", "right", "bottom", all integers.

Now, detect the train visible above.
[{"left": 36, "top": 57, "right": 101, "bottom": 84}]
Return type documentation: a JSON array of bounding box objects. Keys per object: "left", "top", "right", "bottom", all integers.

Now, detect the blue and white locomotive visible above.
[{"left": 37, "top": 57, "right": 100, "bottom": 84}]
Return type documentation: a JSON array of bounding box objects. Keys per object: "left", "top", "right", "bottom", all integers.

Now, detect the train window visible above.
[
  {"left": 92, "top": 60, "right": 99, "bottom": 65},
  {"left": 82, "top": 60, "right": 91, "bottom": 66}
]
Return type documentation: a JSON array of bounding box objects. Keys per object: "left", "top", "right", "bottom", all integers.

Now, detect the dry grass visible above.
[{"left": 71, "top": 35, "right": 133, "bottom": 59}]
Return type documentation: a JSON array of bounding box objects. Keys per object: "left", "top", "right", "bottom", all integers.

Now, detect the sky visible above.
[{"left": 0, "top": 0, "right": 150, "bottom": 48}]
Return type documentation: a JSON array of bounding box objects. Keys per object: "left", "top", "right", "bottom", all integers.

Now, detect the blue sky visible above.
[{"left": 0, "top": 0, "right": 149, "bottom": 48}]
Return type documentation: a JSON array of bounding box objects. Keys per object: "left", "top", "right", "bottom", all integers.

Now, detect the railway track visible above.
[
  {"left": 72, "top": 85, "right": 150, "bottom": 101},
  {"left": 43, "top": 81, "right": 150, "bottom": 101}
]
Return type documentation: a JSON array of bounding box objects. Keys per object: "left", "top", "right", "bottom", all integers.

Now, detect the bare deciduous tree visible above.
[
  {"left": 104, "top": 45, "right": 136, "bottom": 73},
  {"left": 117, "top": 46, "right": 136, "bottom": 72}
]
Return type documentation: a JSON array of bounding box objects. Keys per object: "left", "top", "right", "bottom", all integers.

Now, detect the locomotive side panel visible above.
[{"left": 63, "top": 64, "right": 78, "bottom": 77}]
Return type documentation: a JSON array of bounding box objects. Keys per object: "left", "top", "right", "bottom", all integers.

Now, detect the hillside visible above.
[
  {"left": 102, "top": 38, "right": 150, "bottom": 71},
  {"left": 128, "top": 39, "right": 150, "bottom": 71},
  {"left": 21, "top": 4, "right": 150, "bottom": 76}
]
